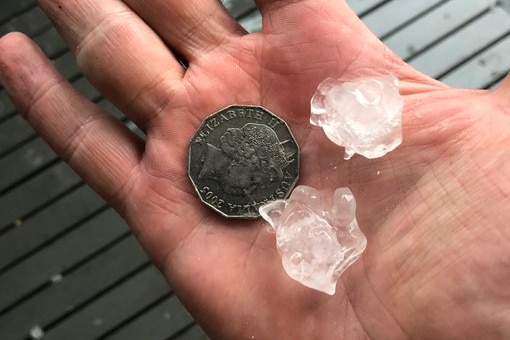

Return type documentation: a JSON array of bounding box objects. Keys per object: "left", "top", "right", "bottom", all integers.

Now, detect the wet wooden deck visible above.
[{"left": 0, "top": 0, "right": 509, "bottom": 339}]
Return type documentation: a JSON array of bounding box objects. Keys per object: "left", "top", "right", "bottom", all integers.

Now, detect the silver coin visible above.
[{"left": 188, "top": 105, "right": 299, "bottom": 218}]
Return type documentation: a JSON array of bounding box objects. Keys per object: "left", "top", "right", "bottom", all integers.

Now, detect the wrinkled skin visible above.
[{"left": 0, "top": 0, "right": 509, "bottom": 338}]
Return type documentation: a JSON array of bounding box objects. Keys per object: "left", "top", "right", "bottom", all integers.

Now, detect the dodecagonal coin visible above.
[{"left": 188, "top": 105, "right": 299, "bottom": 218}]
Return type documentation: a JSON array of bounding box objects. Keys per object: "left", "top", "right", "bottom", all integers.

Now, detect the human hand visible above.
[{"left": 1, "top": 0, "right": 509, "bottom": 338}]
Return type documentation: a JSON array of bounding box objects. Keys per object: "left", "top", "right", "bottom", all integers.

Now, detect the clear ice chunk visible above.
[
  {"left": 311, "top": 75, "right": 403, "bottom": 160},
  {"left": 259, "top": 185, "right": 367, "bottom": 295}
]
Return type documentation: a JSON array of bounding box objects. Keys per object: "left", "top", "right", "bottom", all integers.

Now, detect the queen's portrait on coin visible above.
[{"left": 197, "top": 123, "right": 295, "bottom": 196}]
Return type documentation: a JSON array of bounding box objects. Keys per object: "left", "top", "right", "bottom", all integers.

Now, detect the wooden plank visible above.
[
  {"left": 222, "top": 0, "right": 256, "bottom": 19},
  {"left": 34, "top": 27, "right": 67, "bottom": 58},
  {"left": 363, "top": 0, "right": 445, "bottom": 38},
  {"left": 97, "top": 99, "right": 127, "bottom": 120},
  {"left": 73, "top": 77, "right": 101, "bottom": 101},
  {"left": 0, "top": 89, "right": 16, "bottom": 121},
  {"left": 0, "top": 0, "right": 34, "bottom": 24},
  {"left": 441, "top": 36, "right": 510, "bottom": 89},
  {"left": 0, "top": 208, "right": 128, "bottom": 312},
  {"left": 0, "top": 162, "right": 81, "bottom": 231},
  {"left": 0, "top": 6, "right": 50, "bottom": 36},
  {"left": 0, "top": 115, "right": 34, "bottom": 156},
  {"left": 172, "top": 324, "right": 209, "bottom": 340},
  {"left": 0, "top": 235, "right": 148, "bottom": 340},
  {"left": 500, "top": 0, "right": 510, "bottom": 14},
  {"left": 0, "top": 185, "right": 105, "bottom": 271},
  {"left": 44, "top": 266, "right": 170, "bottom": 340},
  {"left": 345, "top": 0, "right": 388, "bottom": 16},
  {"left": 385, "top": 0, "right": 494, "bottom": 60},
  {"left": 239, "top": 10, "right": 262, "bottom": 33},
  {"left": 409, "top": 8, "right": 510, "bottom": 79},
  {"left": 0, "top": 138, "right": 56, "bottom": 192},
  {"left": 105, "top": 295, "right": 195, "bottom": 340},
  {"left": 53, "top": 51, "right": 81, "bottom": 80}
]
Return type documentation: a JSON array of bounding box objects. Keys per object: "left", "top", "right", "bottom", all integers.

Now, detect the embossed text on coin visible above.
[{"left": 188, "top": 105, "right": 299, "bottom": 218}]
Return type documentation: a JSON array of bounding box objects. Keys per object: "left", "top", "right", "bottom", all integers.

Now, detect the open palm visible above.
[{"left": 1, "top": 0, "right": 509, "bottom": 338}]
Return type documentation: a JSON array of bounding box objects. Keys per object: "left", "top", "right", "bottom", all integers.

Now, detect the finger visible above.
[
  {"left": 0, "top": 33, "right": 144, "bottom": 209},
  {"left": 122, "top": 0, "right": 246, "bottom": 62},
  {"left": 37, "top": 0, "right": 185, "bottom": 130}
]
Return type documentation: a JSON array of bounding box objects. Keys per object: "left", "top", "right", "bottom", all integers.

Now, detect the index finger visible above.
[
  {"left": 37, "top": 0, "right": 185, "bottom": 130},
  {"left": 0, "top": 33, "right": 144, "bottom": 210}
]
